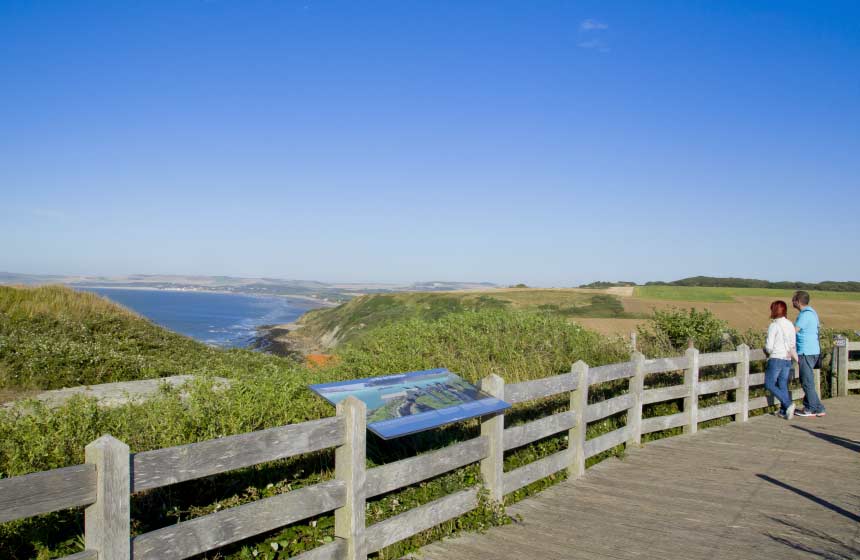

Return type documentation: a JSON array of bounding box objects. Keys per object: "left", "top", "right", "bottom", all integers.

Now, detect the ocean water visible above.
[{"left": 81, "top": 288, "right": 324, "bottom": 348}]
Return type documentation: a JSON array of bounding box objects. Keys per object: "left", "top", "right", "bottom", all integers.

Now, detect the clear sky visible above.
[{"left": 2, "top": 1, "right": 859, "bottom": 286}]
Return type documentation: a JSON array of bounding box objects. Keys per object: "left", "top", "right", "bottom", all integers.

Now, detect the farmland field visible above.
[
  {"left": 625, "top": 286, "right": 860, "bottom": 333},
  {"left": 634, "top": 285, "right": 860, "bottom": 302},
  {"left": 439, "top": 286, "right": 860, "bottom": 335}
]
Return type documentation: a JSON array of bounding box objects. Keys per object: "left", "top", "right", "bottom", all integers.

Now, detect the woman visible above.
[{"left": 764, "top": 300, "right": 798, "bottom": 419}]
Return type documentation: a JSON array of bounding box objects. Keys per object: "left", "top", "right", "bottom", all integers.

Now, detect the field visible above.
[
  {"left": 634, "top": 285, "right": 860, "bottom": 302},
  {"left": 627, "top": 285, "right": 860, "bottom": 333}
]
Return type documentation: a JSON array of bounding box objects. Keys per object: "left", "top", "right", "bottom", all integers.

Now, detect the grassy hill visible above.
[
  {"left": 0, "top": 285, "right": 300, "bottom": 391},
  {"left": 295, "top": 289, "right": 638, "bottom": 349}
]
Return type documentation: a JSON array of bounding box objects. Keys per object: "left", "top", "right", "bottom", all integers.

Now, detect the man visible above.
[{"left": 792, "top": 291, "right": 826, "bottom": 417}]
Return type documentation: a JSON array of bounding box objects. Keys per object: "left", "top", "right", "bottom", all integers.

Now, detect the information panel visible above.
[{"left": 309, "top": 368, "right": 510, "bottom": 439}]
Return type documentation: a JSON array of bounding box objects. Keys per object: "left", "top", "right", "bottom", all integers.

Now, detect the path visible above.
[{"left": 415, "top": 397, "right": 860, "bottom": 560}]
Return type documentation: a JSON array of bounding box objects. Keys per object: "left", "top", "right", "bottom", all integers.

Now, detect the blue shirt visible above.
[{"left": 795, "top": 307, "right": 820, "bottom": 355}]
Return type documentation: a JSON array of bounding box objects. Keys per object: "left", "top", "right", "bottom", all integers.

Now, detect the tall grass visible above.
[{"left": 332, "top": 309, "right": 629, "bottom": 384}]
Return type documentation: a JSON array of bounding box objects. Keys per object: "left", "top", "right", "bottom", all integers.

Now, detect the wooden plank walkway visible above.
[{"left": 414, "top": 396, "right": 860, "bottom": 560}]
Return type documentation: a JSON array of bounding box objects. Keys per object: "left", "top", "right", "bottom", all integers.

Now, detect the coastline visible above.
[
  {"left": 76, "top": 285, "right": 340, "bottom": 352},
  {"left": 73, "top": 285, "right": 341, "bottom": 307}
]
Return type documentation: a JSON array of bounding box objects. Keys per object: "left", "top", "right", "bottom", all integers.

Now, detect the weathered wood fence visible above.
[
  {"left": 0, "top": 342, "right": 852, "bottom": 560},
  {"left": 833, "top": 335, "right": 860, "bottom": 396}
]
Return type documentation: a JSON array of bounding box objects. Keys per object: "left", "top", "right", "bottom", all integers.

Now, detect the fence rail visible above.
[
  {"left": 1, "top": 342, "right": 852, "bottom": 560},
  {"left": 835, "top": 337, "right": 860, "bottom": 394}
]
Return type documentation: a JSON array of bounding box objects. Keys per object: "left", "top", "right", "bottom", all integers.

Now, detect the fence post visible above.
[
  {"left": 837, "top": 336, "right": 849, "bottom": 397},
  {"left": 479, "top": 374, "right": 505, "bottom": 503},
  {"left": 85, "top": 435, "right": 130, "bottom": 560},
  {"left": 684, "top": 348, "right": 700, "bottom": 435},
  {"left": 335, "top": 396, "right": 367, "bottom": 560},
  {"left": 735, "top": 344, "right": 750, "bottom": 422},
  {"left": 830, "top": 341, "right": 839, "bottom": 398},
  {"left": 569, "top": 361, "right": 589, "bottom": 478},
  {"left": 627, "top": 353, "right": 645, "bottom": 446}
]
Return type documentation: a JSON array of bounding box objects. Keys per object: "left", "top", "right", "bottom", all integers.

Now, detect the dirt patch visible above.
[
  {"left": 573, "top": 318, "right": 646, "bottom": 336},
  {"left": 0, "top": 388, "right": 40, "bottom": 405}
]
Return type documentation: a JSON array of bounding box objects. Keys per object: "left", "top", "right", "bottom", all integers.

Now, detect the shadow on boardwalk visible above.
[{"left": 413, "top": 397, "right": 860, "bottom": 560}]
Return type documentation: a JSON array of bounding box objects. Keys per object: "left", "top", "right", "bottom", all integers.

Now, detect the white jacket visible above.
[{"left": 766, "top": 317, "right": 796, "bottom": 360}]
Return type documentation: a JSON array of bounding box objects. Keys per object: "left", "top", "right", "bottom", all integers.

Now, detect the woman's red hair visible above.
[{"left": 770, "top": 300, "right": 787, "bottom": 319}]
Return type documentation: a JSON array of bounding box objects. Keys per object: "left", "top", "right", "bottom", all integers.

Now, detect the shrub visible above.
[
  {"left": 637, "top": 307, "right": 734, "bottom": 355},
  {"left": 331, "top": 308, "right": 629, "bottom": 384}
]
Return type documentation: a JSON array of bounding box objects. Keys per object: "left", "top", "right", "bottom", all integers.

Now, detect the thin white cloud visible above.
[
  {"left": 578, "top": 39, "right": 610, "bottom": 53},
  {"left": 580, "top": 19, "right": 608, "bottom": 31}
]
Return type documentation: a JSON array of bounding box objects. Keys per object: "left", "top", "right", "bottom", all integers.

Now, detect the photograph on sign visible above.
[{"left": 309, "top": 368, "right": 510, "bottom": 439}]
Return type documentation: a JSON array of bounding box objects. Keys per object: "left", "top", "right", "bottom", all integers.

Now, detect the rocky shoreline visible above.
[{"left": 252, "top": 322, "right": 317, "bottom": 359}]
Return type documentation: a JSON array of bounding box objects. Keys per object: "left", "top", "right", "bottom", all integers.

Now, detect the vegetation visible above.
[
  {"left": 646, "top": 276, "right": 860, "bottom": 293},
  {"left": 0, "top": 285, "right": 308, "bottom": 391},
  {"left": 636, "top": 308, "right": 732, "bottom": 353},
  {"left": 537, "top": 294, "right": 639, "bottom": 319},
  {"left": 295, "top": 289, "right": 636, "bottom": 348},
  {"left": 0, "top": 286, "right": 852, "bottom": 559},
  {"left": 578, "top": 281, "right": 637, "bottom": 289},
  {"left": 332, "top": 309, "right": 630, "bottom": 384}
]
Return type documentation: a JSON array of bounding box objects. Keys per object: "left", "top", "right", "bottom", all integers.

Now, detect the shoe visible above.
[
  {"left": 794, "top": 408, "right": 816, "bottom": 417},
  {"left": 815, "top": 411, "right": 827, "bottom": 417},
  {"left": 775, "top": 411, "right": 787, "bottom": 419},
  {"left": 785, "top": 403, "right": 796, "bottom": 420}
]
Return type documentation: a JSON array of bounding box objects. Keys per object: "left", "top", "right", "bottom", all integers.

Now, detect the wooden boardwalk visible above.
[{"left": 415, "top": 396, "right": 860, "bottom": 560}]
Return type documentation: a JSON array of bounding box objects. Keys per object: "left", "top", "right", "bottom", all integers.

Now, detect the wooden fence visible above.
[
  {"left": 834, "top": 335, "right": 860, "bottom": 396},
  {"left": 0, "top": 343, "right": 845, "bottom": 560}
]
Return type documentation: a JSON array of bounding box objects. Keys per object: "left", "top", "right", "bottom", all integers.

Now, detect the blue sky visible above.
[{"left": 2, "top": 1, "right": 858, "bottom": 285}]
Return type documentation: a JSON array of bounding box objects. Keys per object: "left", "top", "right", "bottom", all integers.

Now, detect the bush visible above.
[
  {"left": 637, "top": 307, "right": 734, "bottom": 355},
  {"left": 331, "top": 308, "right": 629, "bottom": 384}
]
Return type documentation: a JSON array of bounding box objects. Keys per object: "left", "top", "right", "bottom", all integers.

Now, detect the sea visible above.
[{"left": 80, "top": 288, "right": 325, "bottom": 348}]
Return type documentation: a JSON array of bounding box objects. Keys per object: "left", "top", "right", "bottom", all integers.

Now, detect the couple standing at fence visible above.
[{"left": 764, "top": 290, "right": 826, "bottom": 420}]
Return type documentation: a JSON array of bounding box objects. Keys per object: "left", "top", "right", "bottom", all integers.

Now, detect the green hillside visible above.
[
  {"left": 296, "top": 289, "right": 637, "bottom": 348},
  {"left": 0, "top": 285, "right": 299, "bottom": 390}
]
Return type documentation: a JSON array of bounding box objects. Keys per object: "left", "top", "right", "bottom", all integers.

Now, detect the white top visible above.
[{"left": 766, "top": 317, "right": 796, "bottom": 360}]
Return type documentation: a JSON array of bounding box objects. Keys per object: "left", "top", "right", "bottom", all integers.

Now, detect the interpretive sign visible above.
[{"left": 309, "top": 368, "right": 511, "bottom": 439}]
